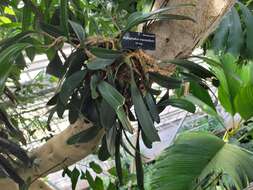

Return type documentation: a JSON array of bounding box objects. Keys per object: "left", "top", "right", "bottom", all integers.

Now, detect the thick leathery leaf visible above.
[
  {"left": 59, "top": 70, "right": 86, "bottom": 105},
  {"left": 115, "top": 129, "right": 123, "bottom": 185},
  {"left": 67, "top": 126, "right": 101, "bottom": 144},
  {"left": 226, "top": 8, "right": 243, "bottom": 56},
  {"left": 99, "top": 100, "right": 116, "bottom": 129},
  {"left": 131, "top": 77, "right": 160, "bottom": 142},
  {"left": 169, "top": 59, "right": 214, "bottom": 79},
  {"left": 60, "top": 0, "right": 69, "bottom": 38},
  {"left": 97, "top": 81, "right": 133, "bottom": 133},
  {"left": 87, "top": 57, "right": 115, "bottom": 70},
  {"left": 98, "top": 135, "right": 111, "bottom": 161},
  {"left": 149, "top": 72, "right": 182, "bottom": 89},
  {"left": 69, "top": 20, "right": 85, "bottom": 42},
  {"left": 90, "top": 75, "right": 100, "bottom": 99},
  {"left": 135, "top": 129, "right": 144, "bottom": 190},
  {"left": 144, "top": 93, "right": 160, "bottom": 123},
  {"left": 46, "top": 52, "right": 65, "bottom": 78},
  {"left": 238, "top": 2, "right": 253, "bottom": 58},
  {"left": 90, "top": 47, "right": 122, "bottom": 59},
  {"left": 158, "top": 98, "right": 196, "bottom": 113}
]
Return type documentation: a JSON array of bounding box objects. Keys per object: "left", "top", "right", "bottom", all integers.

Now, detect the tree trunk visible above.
[{"left": 0, "top": 0, "right": 235, "bottom": 189}]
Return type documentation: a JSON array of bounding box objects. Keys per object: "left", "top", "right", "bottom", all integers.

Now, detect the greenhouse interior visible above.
[{"left": 1, "top": 0, "right": 253, "bottom": 190}]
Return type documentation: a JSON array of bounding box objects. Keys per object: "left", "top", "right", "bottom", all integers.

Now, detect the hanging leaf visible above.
[
  {"left": 98, "top": 135, "right": 111, "bottom": 161},
  {"left": 226, "top": 8, "right": 243, "bottom": 56},
  {"left": 46, "top": 52, "right": 65, "bottom": 78},
  {"left": 97, "top": 81, "right": 133, "bottom": 133},
  {"left": 149, "top": 72, "right": 182, "bottom": 89},
  {"left": 212, "top": 13, "right": 230, "bottom": 53},
  {"left": 184, "top": 95, "right": 223, "bottom": 124},
  {"left": 63, "top": 167, "right": 80, "bottom": 190},
  {"left": 135, "top": 129, "right": 144, "bottom": 190},
  {"left": 90, "top": 75, "right": 100, "bottom": 99},
  {"left": 158, "top": 98, "right": 196, "bottom": 113},
  {"left": 90, "top": 47, "right": 122, "bottom": 59},
  {"left": 149, "top": 132, "right": 253, "bottom": 190},
  {"left": 238, "top": 2, "right": 253, "bottom": 58},
  {"left": 67, "top": 126, "right": 101, "bottom": 144},
  {"left": 234, "top": 84, "right": 253, "bottom": 120},
  {"left": 99, "top": 100, "right": 116, "bottom": 129},
  {"left": 115, "top": 129, "right": 123, "bottom": 185},
  {"left": 68, "top": 94, "right": 81, "bottom": 124},
  {"left": 60, "top": 0, "right": 69, "bottom": 38},
  {"left": 106, "top": 124, "right": 117, "bottom": 156},
  {"left": 169, "top": 59, "right": 214, "bottom": 79},
  {"left": 69, "top": 20, "right": 85, "bottom": 42},
  {"left": 0, "top": 43, "right": 31, "bottom": 95},
  {"left": 59, "top": 70, "right": 86, "bottom": 105},
  {"left": 190, "top": 81, "right": 216, "bottom": 110},
  {"left": 131, "top": 76, "right": 160, "bottom": 143},
  {"left": 144, "top": 93, "right": 160, "bottom": 123},
  {"left": 87, "top": 57, "right": 116, "bottom": 70}
]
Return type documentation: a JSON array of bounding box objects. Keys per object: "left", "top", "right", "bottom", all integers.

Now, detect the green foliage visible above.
[
  {"left": 149, "top": 132, "right": 253, "bottom": 190},
  {"left": 210, "top": 2, "right": 253, "bottom": 59}
]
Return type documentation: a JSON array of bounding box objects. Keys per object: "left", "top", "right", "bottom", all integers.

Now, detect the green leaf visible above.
[
  {"left": 144, "top": 93, "right": 160, "bottom": 123},
  {"left": 190, "top": 81, "right": 215, "bottom": 110},
  {"left": 149, "top": 72, "right": 182, "bottom": 89},
  {"left": 212, "top": 13, "right": 230, "bottom": 53},
  {"left": 124, "top": 4, "right": 194, "bottom": 32},
  {"left": 87, "top": 58, "right": 115, "bottom": 70},
  {"left": 106, "top": 124, "right": 116, "bottom": 155},
  {"left": 59, "top": 70, "right": 86, "bottom": 105},
  {"left": 62, "top": 167, "right": 80, "bottom": 190},
  {"left": 169, "top": 59, "right": 214, "bottom": 79},
  {"left": 93, "top": 177, "right": 104, "bottom": 190},
  {"left": 238, "top": 2, "right": 253, "bottom": 57},
  {"left": 71, "top": 167, "right": 80, "bottom": 190},
  {"left": 67, "top": 126, "right": 101, "bottom": 144},
  {"left": 22, "top": 5, "right": 32, "bottom": 31},
  {"left": 99, "top": 100, "right": 116, "bottom": 129},
  {"left": 234, "top": 85, "right": 253, "bottom": 120},
  {"left": 115, "top": 130, "right": 123, "bottom": 185},
  {"left": 69, "top": 20, "right": 85, "bottom": 42},
  {"left": 85, "top": 170, "right": 95, "bottom": 188},
  {"left": 149, "top": 132, "right": 253, "bottom": 190},
  {"left": 158, "top": 98, "right": 196, "bottom": 113},
  {"left": 98, "top": 136, "right": 111, "bottom": 161},
  {"left": 226, "top": 8, "right": 243, "bottom": 56},
  {"left": 89, "top": 161, "right": 103, "bottom": 174},
  {"left": 135, "top": 131, "right": 144, "bottom": 190},
  {"left": 97, "top": 81, "right": 133, "bottom": 133},
  {"left": 39, "top": 22, "right": 63, "bottom": 38},
  {"left": 0, "top": 43, "right": 31, "bottom": 95},
  {"left": 184, "top": 95, "right": 222, "bottom": 124},
  {"left": 90, "top": 47, "right": 122, "bottom": 59},
  {"left": 46, "top": 52, "right": 65, "bottom": 78},
  {"left": 90, "top": 75, "right": 100, "bottom": 99},
  {"left": 131, "top": 77, "right": 160, "bottom": 143},
  {"left": 60, "top": 0, "right": 69, "bottom": 38}
]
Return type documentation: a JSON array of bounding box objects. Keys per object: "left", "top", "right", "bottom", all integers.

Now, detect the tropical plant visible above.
[{"left": 0, "top": 0, "right": 252, "bottom": 190}]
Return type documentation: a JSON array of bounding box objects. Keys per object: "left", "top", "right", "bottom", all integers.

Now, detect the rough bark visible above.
[
  {"left": 0, "top": 0, "right": 235, "bottom": 189},
  {"left": 145, "top": 0, "right": 235, "bottom": 73}
]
